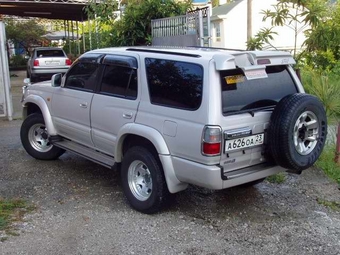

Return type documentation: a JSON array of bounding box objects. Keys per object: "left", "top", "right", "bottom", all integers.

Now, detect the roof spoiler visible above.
[
  {"left": 213, "top": 51, "right": 295, "bottom": 80},
  {"left": 213, "top": 51, "right": 295, "bottom": 70}
]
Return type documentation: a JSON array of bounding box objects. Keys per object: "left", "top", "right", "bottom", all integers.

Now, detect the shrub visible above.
[
  {"left": 9, "top": 55, "right": 27, "bottom": 67},
  {"left": 316, "top": 145, "right": 340, "bottom": 184},
  {"left": 301, "top": 68, "right": 340, "bottom": 122}
]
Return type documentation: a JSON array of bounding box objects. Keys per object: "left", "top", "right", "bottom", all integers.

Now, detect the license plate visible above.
[
  {"left": 45, "top": 61, "right": 60, "bottom": 65},
  {"left": 225, "top": 133, "right": 264, "bottom": 152}
]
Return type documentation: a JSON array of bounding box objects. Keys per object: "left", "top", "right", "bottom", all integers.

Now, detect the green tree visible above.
[
  {"left": 5, "top": 19, "right": 46, "bottom": 54},
  {"left": 85, "top": 0, "right": 191, "bottom": 47},
  {"left": 247, "top": 0, "right": 327, "bottom": 58},
  {"left": 85, "top": 0, "right": 119, "bottom": 26},
  {"left": 211, "top": 0, "right": 234, "bottom": 7},
  {"left": 246, "top": 28, "right": 278, "bottom": 50},
  {"left": 108, "top": 0, "right": 191, "bottom": 46},
  {"left": 303, "top": 2, "right": 340, "bottom": 70}
]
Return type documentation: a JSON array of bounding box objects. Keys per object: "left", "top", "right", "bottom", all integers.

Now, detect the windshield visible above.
[{"left": 220, "top": 65, "right": 298, "bottom": 114}]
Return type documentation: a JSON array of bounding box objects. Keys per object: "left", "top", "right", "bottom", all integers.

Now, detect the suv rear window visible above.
[
  {"left": 36, "top": 50, "right": 65, "bottom": 58},
  {"left": 220, "top": 65, "right": 298, "bottom": 114},
  {"left": 145, "top": 58, "right": 203, "bottom": 110}
]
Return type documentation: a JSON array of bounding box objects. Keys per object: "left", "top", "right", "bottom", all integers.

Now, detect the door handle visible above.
[
  {"left": 123, "top": 113, "right": 133, "bottom": 119},
  {"left": 79, "top": 103, "right": 88, "bottom": 108}
]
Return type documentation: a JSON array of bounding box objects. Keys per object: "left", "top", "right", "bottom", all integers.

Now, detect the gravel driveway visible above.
[{"left": 0, "top": 119, "right": 340, "bottom": 255}]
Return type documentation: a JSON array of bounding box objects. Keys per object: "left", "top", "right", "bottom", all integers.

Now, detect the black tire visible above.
[
  {"left": 20, "top": 113, "right": 65, "bottom": 160},
  {"left": 121, "top": 146, "right": 169, "bottom": 214},
  {"left": 267, "top": 93, "right": 327, "bottom": 171}
]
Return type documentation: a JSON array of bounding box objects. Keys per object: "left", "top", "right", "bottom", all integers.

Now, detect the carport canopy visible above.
[{"left": 0, "top": 0, "right": 89, "bottom": 21}]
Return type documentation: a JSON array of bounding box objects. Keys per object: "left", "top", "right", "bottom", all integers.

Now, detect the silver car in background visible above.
[{"left": 27, "top": 47, "right": 72, "bottom": 82}]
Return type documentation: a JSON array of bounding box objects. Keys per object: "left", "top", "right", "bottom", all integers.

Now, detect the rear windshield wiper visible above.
[{"left": 224, "top": 105, "right": 275, "bottom": 117}]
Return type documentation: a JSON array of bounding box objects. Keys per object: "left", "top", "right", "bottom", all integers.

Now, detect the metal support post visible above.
[
  {"left": 95, "top": 15, "right": 99, "bottom": 49},
  {"left": 198, "top": 10, "right": 204, "bottom": 47},
  {"left": 247, "top": 0, "right": 252, "bottom": 40},
  {"left": 72, "top": 21, "right": 76, "bottom": 55},
  {"left": 67, "top": 20, "right": 71, "bottom": 55},
  {"left": 207, "top": 6, "right": 212, "bottom": 47},
  {"left": 88, "top": 20, "right": 92, "bottom": 50},
  {"left": 82, "top": 22, "right": 86, "bottom": 53},
  {"left": 0, "top": 22, "right": 13, "bottom": 120},
  {"left": 335, "top": 123, "right": 340, "bottom": 165},
  {"left": 64, "top": 20, "right": 67, "bottom": 40},
  {"left": 76, "top": 21, "right": 80, "bottom": 55}
]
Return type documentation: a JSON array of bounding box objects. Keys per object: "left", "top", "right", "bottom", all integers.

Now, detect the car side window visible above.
[
  {"left": 145, "top": 58, "right": 203, "bottom": 110},
  {"left": 99, "top": 65, "right": 137, "bottom": 99},
  {"left": 64, "top": 62, "right": 98, "bottom": 91}
]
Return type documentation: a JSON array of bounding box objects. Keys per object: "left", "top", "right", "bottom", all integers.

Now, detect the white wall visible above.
[
  {"left": 250, "top": 0, "right": 307, "bottom": 51},
  {"left": 222, "top": 1, "right": 247, "bottom": 49},
  {"left": 212, "top": 0, "right": 308, "bottom": 52},
  {"left": 211, "top": 21, "right": 224, "bottom": 47}
]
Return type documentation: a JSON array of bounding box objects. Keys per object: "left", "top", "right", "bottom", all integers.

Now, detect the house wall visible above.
[
  {"left": 211, "top": 21, "right": 224, "bottom": 47},
  {"left": 212, "top": 0, "right": 308, "bottom": 51},
  {"left": 222, "top": 1, "right": 247, "bottom": 49}
]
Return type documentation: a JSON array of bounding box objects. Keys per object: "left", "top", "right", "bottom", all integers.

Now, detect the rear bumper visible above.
[
  {"left": 172, "top": 156, "right": 285, "bottom": 190},
  {"left": 31, "top": 67, "right": 69, "bottom": 75}
]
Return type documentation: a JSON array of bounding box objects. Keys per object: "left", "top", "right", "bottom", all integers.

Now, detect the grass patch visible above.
[
  {"left": 317, "top": 198, "right": 340, "bottom": 211},
  {"left": 266, "top": 172, "right": 286, "bottom": 184},
  {"left": 315, "top": 145, "right": 340, "bottom": 184},
  {"left": 0, "top": 198, "right": 34, "bottom": 232}
]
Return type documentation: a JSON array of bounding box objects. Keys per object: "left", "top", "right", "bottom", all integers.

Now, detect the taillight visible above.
[
  {"left": 202, "top": 126, "right": 222, "bottom": 156},
  {"left": 66, "top": 59, "right": 72, "bottom": 65},
  {"left": 33, "top": 60, "right": 39, "bottom": 66}
]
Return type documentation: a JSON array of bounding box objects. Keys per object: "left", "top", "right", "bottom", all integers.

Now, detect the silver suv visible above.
[{"left": 20, "top": 47, "right": 327, "bottom": 213}]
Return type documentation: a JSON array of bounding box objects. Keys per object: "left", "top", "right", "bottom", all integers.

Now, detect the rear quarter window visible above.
[
  {"left": 145, "top": 58, "right": 203, "bottom": 110},
  {"left": 220, "top": 65, "right": 298, "bottom": 114}
]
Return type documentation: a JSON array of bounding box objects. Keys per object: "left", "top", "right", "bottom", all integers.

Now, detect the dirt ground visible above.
[{"left": 0, "top": 71, "right": 339, "bottom": 255}]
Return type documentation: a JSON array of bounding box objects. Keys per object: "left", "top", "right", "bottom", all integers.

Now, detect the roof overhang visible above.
[
  {"left": 210, "top": 14, "right": 227, "bottom": 21},
  {"left": 0, "top": 0, "right": 88, "bottom": 21}
]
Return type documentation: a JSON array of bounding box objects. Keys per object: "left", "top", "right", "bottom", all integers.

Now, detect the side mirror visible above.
[
  {"left": 51, "top": 73, "right": 62, "bottom": 87},
  {"left": 23, "top": 78, "right": 31, "bottom": 84}
]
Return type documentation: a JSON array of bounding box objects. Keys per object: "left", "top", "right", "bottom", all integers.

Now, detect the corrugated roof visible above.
[
  {"left": 0, "top": 0, "right": 88, "bottom": 21},
  {"left": 212, "top": 0, "right": 245, "bottom": 17}
]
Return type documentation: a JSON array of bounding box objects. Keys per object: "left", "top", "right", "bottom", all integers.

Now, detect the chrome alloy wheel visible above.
[
  {"left": 128, "top": 160, "right": 153, "bottom": 201},
  {"left": 293, "top": 111, "right": 319, "bottom": 156},
  {"left": 28, "top": 123, "right": 52, "bottom": 152}
]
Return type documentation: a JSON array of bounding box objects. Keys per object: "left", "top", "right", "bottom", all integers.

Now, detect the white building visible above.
[{"left": 210, "top": 0, "right": 308, "bottom": 51}]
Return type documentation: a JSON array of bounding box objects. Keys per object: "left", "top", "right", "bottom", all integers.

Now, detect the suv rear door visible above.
[
  {"left": 90, "top": 54, "right": 139, "bottom": 155},
  {"left": 217, "top": 64, "right": 298, "bottom": 174}
]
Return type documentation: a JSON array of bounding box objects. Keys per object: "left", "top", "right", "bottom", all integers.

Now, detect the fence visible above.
[{"left": 151, "top": 6, "right": 211, "bottom": 47}]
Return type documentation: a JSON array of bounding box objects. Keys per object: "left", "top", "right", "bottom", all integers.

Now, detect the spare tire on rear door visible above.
[{"left": 267, "top": 93, "right": 327, "bottom": 172}]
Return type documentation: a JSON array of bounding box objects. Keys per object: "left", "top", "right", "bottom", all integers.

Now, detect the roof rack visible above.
[
  {"left": 126, "top": 48, "right": 201, "bottom": 58},
  {"left": 186, "top": 46, "right": 245, "bottom": 52}
]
